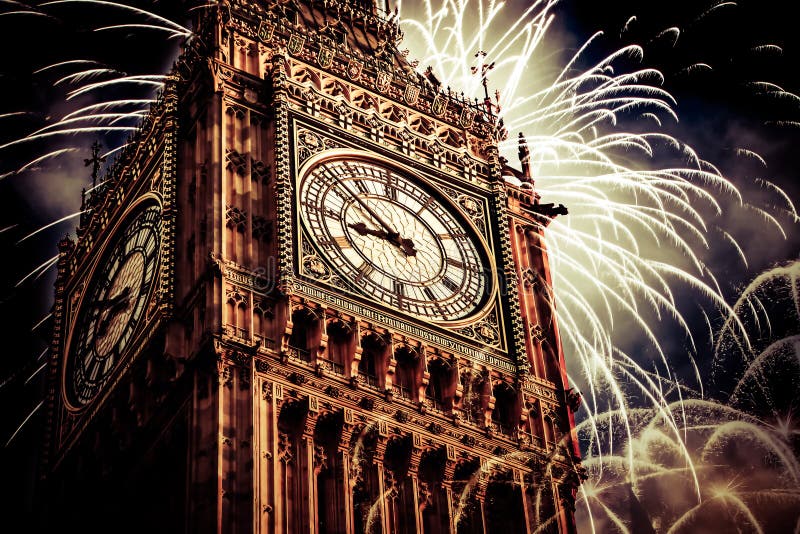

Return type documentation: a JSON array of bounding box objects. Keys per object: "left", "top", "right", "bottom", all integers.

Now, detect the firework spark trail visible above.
[
  {"left": 41, "top": 0, "right": 191, "bottom": 35},
  {"left": 53, "top": 68, "right": 123, "bottom": 87},
  {"left": 14, "top": 254, "right": 59, "bottom": 288},
  {"left": 0, "top": 148, "right": 79, "bottom": 180},
  {"left": 15, "top": 210, "right": 88, "bottom": 245},
  {"left": 92, "top": 23, "right": 191, "bottom": 39},
  {"left": 4, "top": 400, "right": 44, "bottom": 447}
]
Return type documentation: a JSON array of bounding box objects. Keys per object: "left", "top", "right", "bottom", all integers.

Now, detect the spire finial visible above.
[
  {"left": 518, "top": 132, "right": 532, "bottom": 183},
  {"left": 84, "top": 140, "right": 106, "bottom": 189},
  {"left": 471, "top": 51, "right": 496, "bottom": 117}
]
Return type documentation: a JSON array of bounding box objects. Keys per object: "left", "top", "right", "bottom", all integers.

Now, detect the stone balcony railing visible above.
[
  {"left": 317, "top": 357, "right": 345, "bottom": 376},
  {"left": 392, "top": 384, "right": 413, "bottom": 401},
  {"left": 286, "top": 345, "right": 312, "bottom": 363},
  {"left": 423, "top": 396, "right": 447, "bottom": 414},
  {"left": 358, "top": 371, "right": 379, "bottom": 389}
]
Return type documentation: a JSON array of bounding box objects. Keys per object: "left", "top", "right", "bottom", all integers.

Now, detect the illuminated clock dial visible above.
[
  {"left": 299, "top": 156, "right": 491, "bottom": 322},
  {"left": 66, "top": 204, "right": 161, "bottom": 407}
]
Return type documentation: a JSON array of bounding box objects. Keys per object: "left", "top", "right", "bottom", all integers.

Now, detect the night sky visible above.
[{"left": 1, "top": 0, "right": 798, "bottom": 529}]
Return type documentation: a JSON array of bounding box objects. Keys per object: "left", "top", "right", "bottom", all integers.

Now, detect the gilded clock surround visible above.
[
  {"left": 296, "top": 148, "right": 497, "bottom": 326},
  {"left": 63, "top": 200, "right": 162, "bottom": 410}
]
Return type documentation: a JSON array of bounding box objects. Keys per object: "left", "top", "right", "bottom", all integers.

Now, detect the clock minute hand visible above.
[
  {"left": 338, "top": 181, "right": 397, "bottom": 236},
  {"left": 348, "top": 222, "right": 417, "bottom": 256}
]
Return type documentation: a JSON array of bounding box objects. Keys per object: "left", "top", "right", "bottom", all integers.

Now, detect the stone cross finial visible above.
[{"left": 83, "top": 140, "right": 106, "bottom": 189}]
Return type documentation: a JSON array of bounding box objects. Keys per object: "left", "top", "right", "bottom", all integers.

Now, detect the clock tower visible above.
[{"left": 41, "top": 1, "right": 585, "bottom": 533}]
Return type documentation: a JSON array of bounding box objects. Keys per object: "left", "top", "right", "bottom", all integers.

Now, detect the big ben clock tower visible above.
[{"left": 41, "top": 1, "right": 585, "bottom": 533}]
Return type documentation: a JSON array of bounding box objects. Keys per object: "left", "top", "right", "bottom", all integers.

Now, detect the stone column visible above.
[
  {"left": 338, "top": 409, "right": 355, "bottom": 534},
  {"left": 442, "top": 447, "right": 458, "bottom": 533},
  {"left": 300, "top": 396, "right": 320, "bottom": 534},
  {"left": 254, "top": 376, "right": 281, "bottom": 534},
  {"left": 408, "top": 433, "right": 425, "bottom": 533}
]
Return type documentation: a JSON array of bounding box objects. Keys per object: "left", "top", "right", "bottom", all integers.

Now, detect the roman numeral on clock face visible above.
[
  {"left": 329, "top": 235, "right": 350, "bottom": 248},
  {"left": 354, "top": 180, "right": 369, "bottom": 195},
  {"left": 423, "top": 287, "right": 447, "bottom": 317},
  {"left": 355, "top": 262, "right": 374, "bottom": 284},
  {"left": 385, "top": 176, "right": 397, "bottom": 200},
  {"left": 442, "top": 276, "right": 459, "bottom": 292},
  {"left": 447, "top": 258, "right": 464, "bottom": 269},
  {"left": 393, "top": 280, "right": 405, "bottom": 306}
]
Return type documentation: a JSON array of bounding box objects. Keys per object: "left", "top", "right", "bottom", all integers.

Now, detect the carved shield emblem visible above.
[
  {"left": 287, "top": 33, "right": 305, "bottom": 55},
  {"left": 257, "top": 20, "right": 274, "bottom": 42},
  {"left": 347, "top": 58, "right": 363, "bottom": 80},
  {"left": 459, "top": 107, "right": 475, "bottom": 128},
  {"left": 404, "top": 84, "right": 420, "bottom": 105},
  {"left": 318, "top": 45, "right": 335, "bottom": 68},
  {"left": 431, "top": 95, "right": 447, "bottom": 117},
  {"left": 376, "top": 69, "right": 392, "bottom": 92}
]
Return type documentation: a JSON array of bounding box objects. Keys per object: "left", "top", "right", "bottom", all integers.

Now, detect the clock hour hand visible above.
[
  {"left": 348, "top": 222, "right": 418, "bottom": 257},
  {"left": 394, "top": 235, "right": 417, "bottom": 257},
  {"left": 96, "top": 287, "right": 132, "bottom": 336},
  {"left": 339, "top": 181, "right": 418, "bottom": 256},
  {"left": 91, "top": 286, "right": 131, "bottom": 310},
  {"left": 348, "top": 221, "right": 388, "bottom": 239}
]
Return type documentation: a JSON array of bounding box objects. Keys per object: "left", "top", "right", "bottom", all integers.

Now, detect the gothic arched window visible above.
[
  {"left": 425, "top": 359, "right": 452, "bottom": 412},
  {"left": 393, "top": 346, "right": 418, "bottom": 401},
  {"left": 492, "top": 383, "right": 517, "bottom": 436}
]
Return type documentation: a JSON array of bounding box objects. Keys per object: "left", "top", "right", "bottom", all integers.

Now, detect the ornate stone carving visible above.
[
  {"left": 238, "top": 368, "right": 250, "bottom": 390},
  {"left": 252, "top": 215, "right": 273, "bottom": 242},
  {"left": 566, "top": 388, "right": 582, "bottom": 412},
  {"left": 251, "top": 158, "right": 270, "bottom": 183},
  {"left": 530, "top": 323, "right": 545, "bottom": 343},
  {"left": 219, "top": 366, "right": 233, "bottom": 389},
  {"left": 225, "top": 205, "right": 247, "bottom": 232},
  {"left": 262, "top": 380, "right": 273, "bottom": 401},
  {"left": 278, "top": 432, "right": 293, "bottom": 464},
  {"left": 313, "top": 445, "right": 328, "bottom": 473},
  {"left": 225, "top": 148, "right": 247, "bottom": 175},
  {"left": 225, "top": 286, "right": 248, "bottom": 307},
  {"left": 456, "top": 310, "right": 501, "bottom": 348},
  {"left": 521, "top": 268, "right": 537, "bottom": 288}
]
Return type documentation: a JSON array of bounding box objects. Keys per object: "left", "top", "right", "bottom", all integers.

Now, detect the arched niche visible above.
[
  {"left": 286, "top": 305, "right": 321, "bottom": 363},
  {"left": 392, "top": 344, "right": 421, "bottom": 402},
  {"left": 491, "top": 381, "right": 518, "bottom": 436},
  {"left": 459, "top": 369, "right": 487, "bottom": 427},
  {"left": 323, "top": 317, "right": 353, "bottom": 376},
  {"left": 425, "top": 356, "right": 455, "bottom": 413},
  {"left": 359, "top": 331, "right": 389, "bottom": 389}
]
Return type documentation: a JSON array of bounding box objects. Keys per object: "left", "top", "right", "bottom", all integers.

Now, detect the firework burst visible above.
[{"left": 400, "top": 0, "right": 800, "bottom": 530}]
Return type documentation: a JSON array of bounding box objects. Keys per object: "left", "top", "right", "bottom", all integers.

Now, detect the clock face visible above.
[
  {"left": 66, "top": 204, "right": 161, "bottom": 407},
  {"left": 299, "top": 156, "right": 492, "bottom": 322}
]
